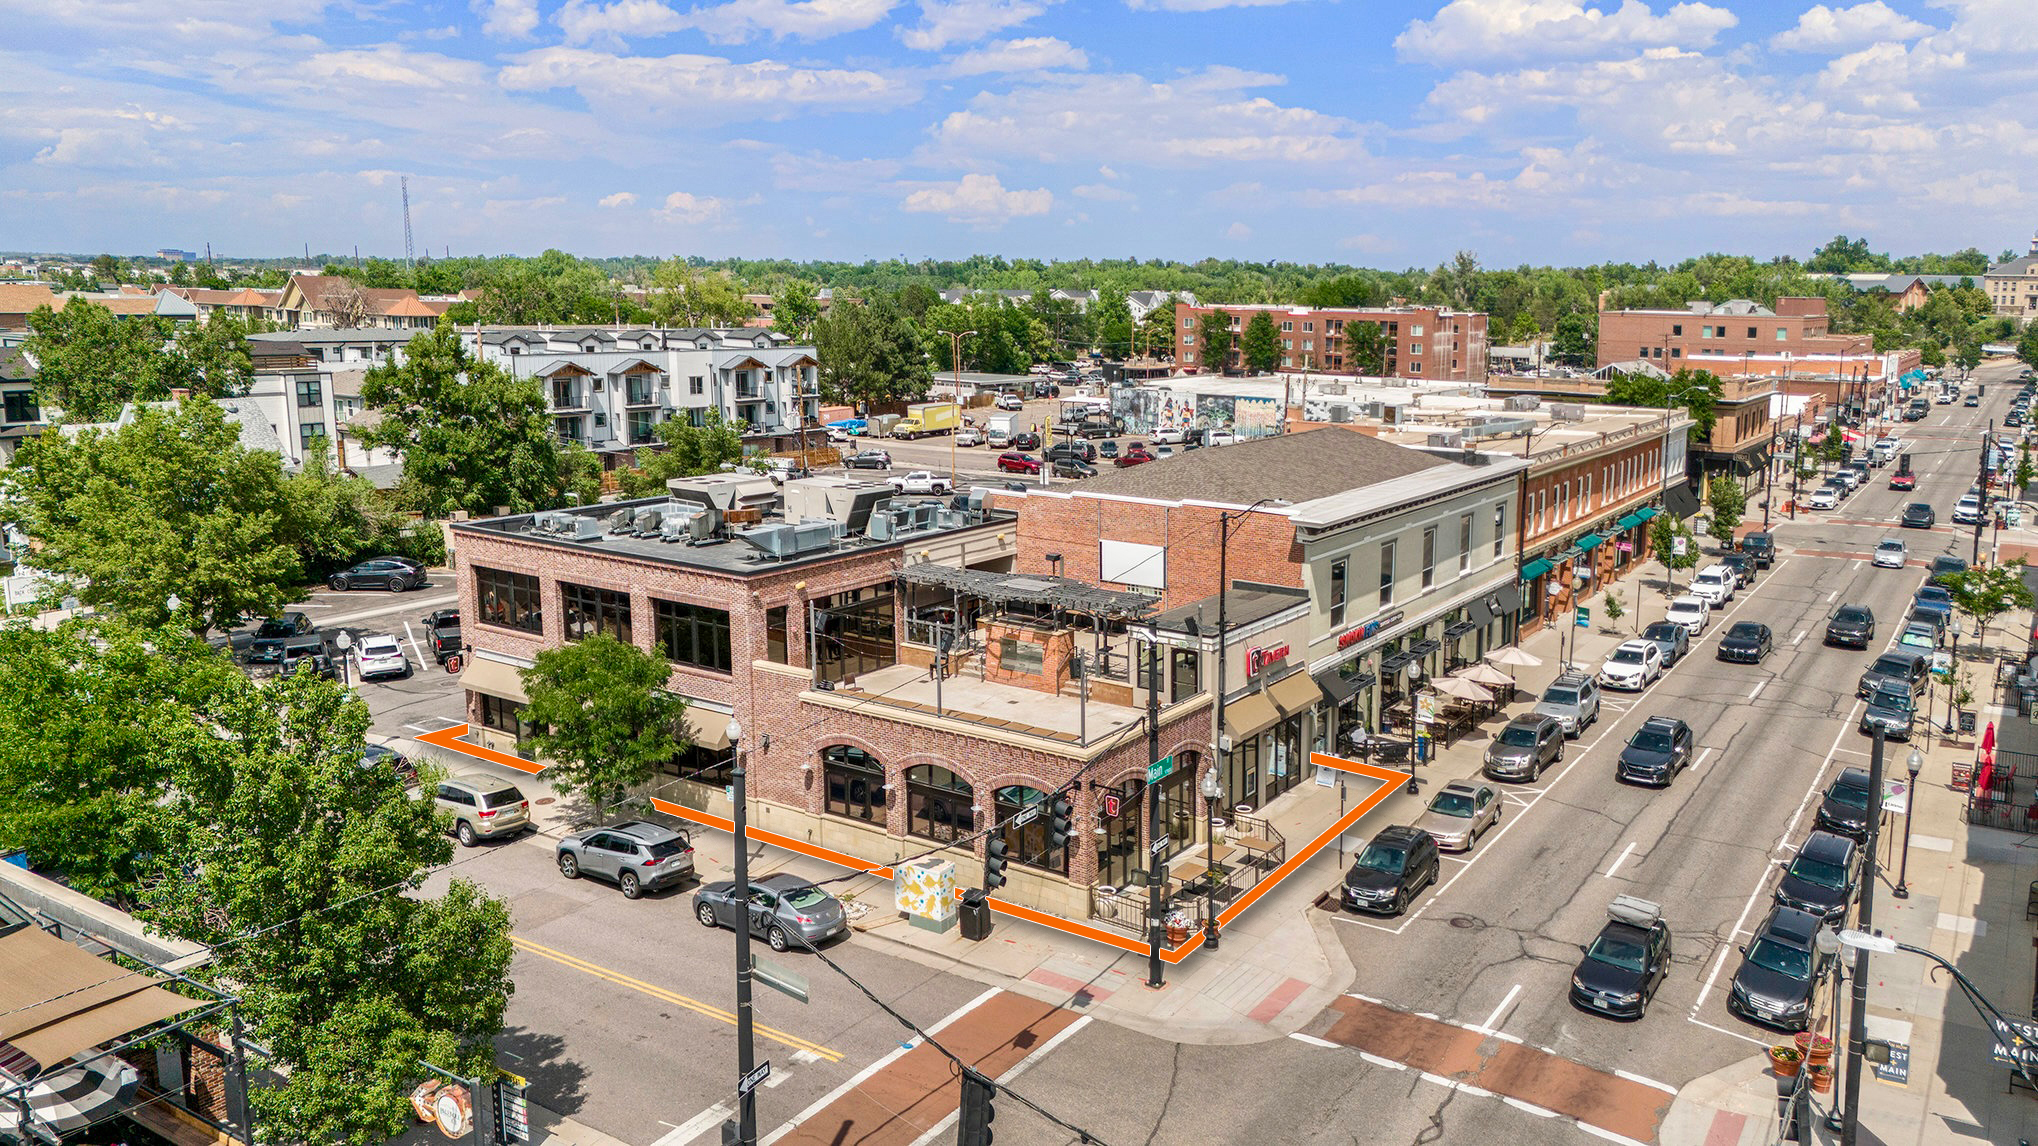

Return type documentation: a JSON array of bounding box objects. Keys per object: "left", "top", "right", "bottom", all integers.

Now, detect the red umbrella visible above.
[
  {"left": 1983, "top": 721, "right": 1997, "bottom": 756},
  {"left": 1977, "top": 762, "right": 1996, "bottom": 797}
]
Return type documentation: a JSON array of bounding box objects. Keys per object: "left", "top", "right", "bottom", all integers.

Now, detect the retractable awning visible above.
[
  {"left": 456, "top": 656, "right": 530, "bottom": 705},
  {"left": 1616, "top": 512, "right": 1643, "bottom": 530},
  {"left": 1520, "top": 558, "right": 1554, "bottom": 581},
  {"left": 1222, "top": 692, "right": 1280, "bottom": 742},
  {"left": 684, "top": 707, "right": 734, "bottom": 752},
  {"left": 1267, "top": 671, "right": 1322, "bottom": 718},
  {"left": 1574, "top": 533, "right": 1604, "bottom": 554}
]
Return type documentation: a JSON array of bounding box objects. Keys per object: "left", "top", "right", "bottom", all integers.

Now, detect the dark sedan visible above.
[
  {"left": 1772, "top": 830, "right": 1860, "bottom": 922},
  {"left": 844, "top": 449, "right": 893, "bottom": 470},
  {"left": 1928, "top": 555, "right": 1968, "bottom": 586},
  {"left": 1814, "top": 767, "right": 1875, "bottom": 839},
  {"left": 1570, "top": 897, "right": 1673, "bottom": 1019},
  {"left": 1716, "top": 621, "right": 1773, "bottom": 663},
  {"left": 328, "top": 556, "right": 426, "bottom": 592},
  {"left": 694, "top": 872, "right": 848, "bottom": 953},
  {"left": 1860, "top": 679, "right": 1916, "bottom": 740},
  {"left": 1900, "top": 502, "right": 1934, "bottom": 528},
  {"left": 1823, "top": 605, "right": 1875, "bottom": 648},
  {"left": 1616, "top": 717, "right": 1694, "bottom": 786},
  {"left": 1052, "top": 458, "right": 1098, "bottom": 479},
  {"left": 1728, "top": 906, "right": 1828, "bottom": 1031},
  {"left": 1640, "top": 621, "right": 1690, "bottom": 667},
  {"left": 248, "top": 612, "right": 316, "bottom": 662}
]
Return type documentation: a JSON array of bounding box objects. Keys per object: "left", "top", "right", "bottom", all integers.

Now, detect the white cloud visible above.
[
  {"left": 555, "top": 0, "right": 686, "bottom": 46},
  {"left": 946, "top": 36, "right": 1087, "bottom": 74},
  {"left": 1072, "top": 182, "right": 1133, "bottom": 201},
  {"left": 599, "top": 191, "right": 639, "bottom": 207},
  {"left": 499, "top": 48, "right": 915, "bottom": 118},
  {"left": 768, "top": 150, "right": 904, "bottom": 190},
  {"left": 1224, "top": 221, "right": 1251, "bottom": 240},
  {"left": 924, "top": 67, "right": 1361, "bottom": 167},
  {"left": 1396, "top": 0, "right": 1738, "bottom": 66},
  {"left": 676, "top": 0, "right": 900, "bottom": 43},
  {"left": 1126, "top": 0, "right": 1299, "bottom": 10},
  {"left": 657, "top": 190, "right": 726, "bottom": 221},
  {"left": 900, "top": 173, "right": 1051, "bottom": 223},
  {"left": 472, "top": 0, "right": 540, "bottom": 38},
  {"left": 899, "top": 0, "right": 1055, "bottom": 51},
  {"left": 1772, "top": 2, "right": 1931, "bottom": 52}
]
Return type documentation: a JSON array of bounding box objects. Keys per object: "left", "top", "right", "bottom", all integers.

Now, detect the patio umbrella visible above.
[
  {"left": 1433, "top": 676, "right": 1493, "bottom": 703},
  {"left": 1486, "top": 646, "right": 1541, "bottom": 668},
  {"left": 0, "top": 1060, "right": 141, "bottom": 1139},
  {"left": 1457, "top": 663, "right": 1515, "bottom": 687},
  {"left": 1983, "top": 720, "right": 1997, "bottom": 757}
]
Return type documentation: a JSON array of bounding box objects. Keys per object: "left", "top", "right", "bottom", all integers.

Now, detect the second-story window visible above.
[
  {"left": 295, "top": 377, "right": 322, "bottom": 406},
  {"left": 1459, "top": 513, "right": 1473, "bottom": 574},
  {"left": 1492, "top": 502, "right": 1505, "bottom": 556},
  {"left": 1329, "top": 558, "right": 1347, "bottom": 626},
  {"left": 1421, "top": 527, "right": 1437, "bottom": 590},
  {"left": 561, "top": 582, "right": 631, "bottom": 643},
  {"left": 1379, "top": 540, "right": 1396, "bottom": 606}
]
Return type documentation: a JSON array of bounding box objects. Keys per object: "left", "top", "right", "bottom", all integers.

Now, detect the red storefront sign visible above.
[{"left": 1246, "top": 643, "right": 1291, "bottom": 676}]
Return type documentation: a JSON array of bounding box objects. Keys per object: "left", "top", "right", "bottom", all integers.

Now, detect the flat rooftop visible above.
[
  {"left": 831, "top": 663, "right": 1144, "bottom": 745},
  {"left": 1070, "top": 427, "right": 1449, "bottom": 505}
]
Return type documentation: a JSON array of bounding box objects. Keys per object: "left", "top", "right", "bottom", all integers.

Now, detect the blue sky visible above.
[{"left": 2, "top": 0, "right": 2033, "bottom": 267}]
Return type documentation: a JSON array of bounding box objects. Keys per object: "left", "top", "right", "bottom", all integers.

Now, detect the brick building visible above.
[
  {"left": 1986, "top": 233, "right": 2038, "bottom": 320},
  {"left": 1596, "top": 297, "right": 1870, "bottom": 372},
  {"left": 1172, "top": 301, "right": 1488, "bottom": 382}
]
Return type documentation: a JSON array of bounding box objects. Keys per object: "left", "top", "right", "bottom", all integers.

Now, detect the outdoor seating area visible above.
[
  {"left": 1356, "top": 646, "right": 1540, "bottom": 757},
  {"left": 1089, "top": 813, "right": 1288, "bottom": 942}
]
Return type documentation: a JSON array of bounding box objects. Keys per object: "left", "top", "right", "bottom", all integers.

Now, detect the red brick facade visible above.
[
  {"left": 1172, "top": 301, "right": 1489, "bottom": 382},
  {"left": 1012, "top": 493, "right": 1302, "bottom": 612}
]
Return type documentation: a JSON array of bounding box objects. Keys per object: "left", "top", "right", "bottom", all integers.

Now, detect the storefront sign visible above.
[
  {"left": 1102, "top": 793, "right": 1122, "bottom": 819},
  {"left": 1337, "top": 612, "right": 1403, "bottom": 650},
  {"left": 1246, "top": 643, "right": 1291, "bottom": 676},
  {"left": 1615, "top": 540, "right": 1633, "bottom": 553}
]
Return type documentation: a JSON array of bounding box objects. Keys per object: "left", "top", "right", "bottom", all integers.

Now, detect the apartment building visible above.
[
  {"left": 1987, "top": 234, "right": 2038, "bottom": 320},
  {"left": 0, "top": 348, "right": 40, "bottom": 464},
  {"left": 1173, "top": 301, "right": 1489, "bottom": 382}
]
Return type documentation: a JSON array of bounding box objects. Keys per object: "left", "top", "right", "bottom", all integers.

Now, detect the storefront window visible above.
[
  {"left": 475, "top": 567, "right": 542, "bottom": 635},
  {"left": 823, "top": 745, "right": 884, "bottom": 824},
  {"left": 478, "top": 694, "right": 536, "bottom": 740},
  {"left": 1095, "top": 778, "right": 1144, "bottom": 889},
  {"left": 1169, "top": 647, "right": 1201, "bottom": 704},
  {"left": 994, "top": 785, "right": 1067, "bottom": 874},
  {"left": 907, "top": 765, "right": 973, "bottom": 843},
  {"left": 661, "top": 743, "right": 731, "bottom": 788}
]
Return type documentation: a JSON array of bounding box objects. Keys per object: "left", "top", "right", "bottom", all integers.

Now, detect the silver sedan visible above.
[
  {"left": 694, "top": 872, "right": 849, "bottom": 953},
  {"left": 1414, "top": 781, "right": 1503, "bottom": 852}
]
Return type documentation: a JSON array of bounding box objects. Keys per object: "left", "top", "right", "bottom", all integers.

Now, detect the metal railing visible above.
[
  {"left": 1966, "top": 748, "right": 2038, "bottom": 833},
  {"left": 1088, "top": 814, "right": 1288, "bottom": 944}
]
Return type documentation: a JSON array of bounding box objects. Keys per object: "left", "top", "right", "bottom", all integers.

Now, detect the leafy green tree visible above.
[
  {"left": 1942, "top": 560, "right": 2037, "bottom": 656},
  {"left": 559, "top": 443, "right": 606, "bottom": 506},
  {"left": 22, "top": 301, "right": 194, "bottom": 420},
  {"left": 1092, "top": 291, "right": 1134, "bottom": 358},
  {"left": 771, "top": 281, "right": 823, "bottom": 341},
  {"left": 1650, "top": 513, "right": 1700, "bottom": 590},
  {"left": 1342, "top": 320, "right": 1388, "bottom": 375},
  {"left": 2017, "top": 442, "right": 2034, "bottom": 498},
  {"left": 0, "top": 618, "right": 239, "bottom": 902},
  {"left": 1550, "top": 312, "right": 1597, "bottom": 367},
  {"left": 519, "top": 634, "right": 693, "bottom": 826},
  {"left": 617, "top": 410, "right": 749, "bottom": 496},
  {"left": 1200, "top": 309, "right": 1234, "bottom": 372},
  {"left": 1807, "top": 235, "right": 1887, "bottom": 273},
  {"left": 1241, "top": 310, "right": 1282, "bottom": 374},
  {"left": 143, "top": 667, "right": 514, "bottom": 1146},
  {"left": 177, "top": 312, "right": 263, "bottom": 397},
  {"left": 1705, "top": 474, "right": 1746, "bottom": 547},
  {"left": 281, "top": 449, "right": 397, "bottom": 573},
  {"left": 1603, "top": 368, "right": 1723, "bottom": 439},
  {"left": 813, "top": 297, "right": 933, "bottom": 408},
  {"left": 649, "top": 259, "right": 752, "bottom": 328},
  {"left": 2017, "top": 324, "right": 2038, "bottom": 372},
  {"left": 1136, "top": 295, "right": 1177, "bottom": 361},
  {"left": 1954, "top": 336, "right": 1982, "bottom": 377},
  {"left": 1819, "top": 424, "right": 1847, "bottom": 468},
  {"left": 7, "top": 399, "right": 302, "bottom": 634},
  {"left": 356, "top": 325, "right": 567, "bottom": 518}
]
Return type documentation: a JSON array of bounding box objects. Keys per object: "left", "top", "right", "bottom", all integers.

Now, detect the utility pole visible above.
[
  {"left": 1763, "top": 421, "right": 1776, "bottom": 530},
  {"left": 946, "top": 329, "right": 976, "bottom": 488},
  {"left": 1145, "top": 615, "right": 1166, "bottom": 990},
  {"left": 1837, "top": 726, "right": 1886, "bottom": 1144},
  {"left": 1790, "top": 414, "right": 1801, "bottom": 521},
  {"left": 727, "top": 722, "right": 757, "bottom": 1146},
  {"left": 1975, "top": 420, "right": 1992, "bottom": 566}
]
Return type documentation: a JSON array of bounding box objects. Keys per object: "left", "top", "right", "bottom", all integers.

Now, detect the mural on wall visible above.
[{"left": 1234, "top": 396, "right": 1279, "bottom": 437}]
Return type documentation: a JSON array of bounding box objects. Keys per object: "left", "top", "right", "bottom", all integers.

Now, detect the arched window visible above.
[
  {"left": 822, "top": 746, "right": 883, "bottom": 824},
  {"left": 906, "top": 765, "right": 972, "bottom": 844},
  {"left": 995, "top": 785, "right": 1066, "bottom": 875}
]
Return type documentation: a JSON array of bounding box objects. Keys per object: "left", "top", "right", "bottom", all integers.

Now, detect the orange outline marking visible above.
[{"left": 418, "top": 724, "right": 1407, "bottom": 964}]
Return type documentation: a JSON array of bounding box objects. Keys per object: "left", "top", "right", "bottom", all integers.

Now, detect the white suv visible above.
[
  {"left": 1690, "top": 564, "right": 1735, "bottom": 606},
  {"left": 1952, "top": 495, "right": 1983, "bottom": 525},
  {"left": 1665, "top": 595, "right": 1712, "bottom": 636},
  {"left": 1600, "top": 640, "right": 1664, "bottom": 691}
]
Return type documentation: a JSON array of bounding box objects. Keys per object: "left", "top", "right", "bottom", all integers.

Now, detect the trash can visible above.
[{"left": 959, "top": 889, "right": 992, "bottom": 942}]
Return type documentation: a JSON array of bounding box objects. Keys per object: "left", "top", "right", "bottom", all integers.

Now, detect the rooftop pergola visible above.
[{"left": 896, "top": 564, "right": 1160, "bottom": 623}]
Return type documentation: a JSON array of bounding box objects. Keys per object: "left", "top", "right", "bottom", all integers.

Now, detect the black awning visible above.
[
  {"left": 1664, "top": 481, "right": 1701, "bottom": 521},
  {"left": 1443, "top": 621, "right": 1478, "bottom": 640},
  {"left": 1314, "top": 667, "right": 1373, "bottom": 703},
  {"left": 1379, "top": 651, "right": 1415, "bottom": 676},
  {"left": 1489, "top": 583, "right": 1522, "bottom": 615},
  {"left": 1468, "top": 597, "right": 1494, "bottom": 626},
  {"left": 1410, "top": 638, "right": 1443, "bottom": 657}
]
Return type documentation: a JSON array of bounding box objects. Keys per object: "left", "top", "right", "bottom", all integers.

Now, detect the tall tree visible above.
[
  {"left": 356, "top": 324, "right": 567, "bottom": 518},
  {"left": 6, "top": 398, "right": 302, "bottom": 634},
  {"left": 617, "top": 410, "right": 749, "bottom": 496},
  {"left": 1649, "top": 513, "right": 1700, "bottom": 591},
  {"left": 1704, "top": 474, "right": 1746, "bottom": 547},
  {"left": 771, "top": 281, "right": 823, "bottom": 341},
  {"left": 1199, "top": 309, "right": 1234, "bottom": 372},
  {"left": 649, "top": 260, "right": 751, "bottom": 328},
  {"left": 177, "top": 312, "right": 262, "bottom": 398},
  {"left": 21, "top": 300, "right": 194, "bottom": 420},
  {"left": 143, "top": 668, "right": 514, "bottom": 1146},
  {"left": 813, "top": 297, "right": 933, "bottom": 408},
  {"left": 1550, "top": 312, "right": 1597, "bottom": 368},
  {"left": 1241, "top": 310, "right": 1282, "bottom": 374},
  {"left": 519, "top": 634, "right": 693, "bottom": 827},
  {"left": 1342, "top": 321, "right": 1389, "bottom": 375},
  {"left": 280, "top": 449, "right": 397, "bottom": 574},
  {"left": 1603, "top": 368, "right": 1724, "bottom": 439},
  {"left": 1943, "top": 560, "right": 2036, "bottom": 656},
  {"left": 1092, "top": 291, "right": 1134, "bottom": 360},
  {"left": 1136, "top": 295, "right": 1177, "bottom": 361},
  {"left": 2017, "top": 324, "right": 2038, "bottom": 372}
]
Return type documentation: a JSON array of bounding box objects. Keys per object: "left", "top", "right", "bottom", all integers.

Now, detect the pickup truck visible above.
[{"left": 890, "top": 471, "right": 954, "bottom": 496}]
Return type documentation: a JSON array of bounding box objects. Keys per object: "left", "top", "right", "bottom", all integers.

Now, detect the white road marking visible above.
[
  {"left": 761, "top": 987, "right": 1000, "bottom": 1146},
  {"left": 1827, "top": 590, "right": 1839, "bottom": 602},
  {"left": 653, "top": 1102, "right": 735, "bottom": 1146},
  {"left": 1579, "top": 1125, "right": 1653, "bottom": 1146},
  {"left": 1792, "top": 630, "right": 1807, "bottom": 647},
  {"left": 905, "top": 1014, "right": 1094, "bottom": 1146},
  {"left": 1613, "top": 1070, "right": 1678, "bottom": 1096},
  {"left": 1503, "top": 1097, "right": 1559, "bottom": 1118},
  {"left": 1692, "top": 747, "right": 1715, "bottom": 775},
  {"left": 1602, "top": 841, "right": 1638, "bottom": 880},
  {"left": 402, "top": 619, "right": 426, "bottom": 665},
  {"left": 1748, "top": 679, "right": 1767, "bottom": 701},
  {"left": 1686, "top": 1016, "right": 1772, "bottom": 1048},
  {"left": 1852, "top": 559, "right": 1864, "bottom": 570},
  {"left": 1475, "top": 984, "right": 1522, "bottom": 1034},
  {"left": 1357, "top": 1051, "right": 1406, "bottom": 1071},
  {"left": 1288, "top": 1033, "right": 1340, "bottom": 1049}
]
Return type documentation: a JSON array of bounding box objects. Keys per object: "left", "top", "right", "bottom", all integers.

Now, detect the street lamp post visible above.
[
  {"left": 1835, "top": 726, "right": 1887, "bottom": 1146},
  {"left": 945, "top": 329, "right": 977, "bottom": 488},
  {"left": 1944, "top": 621, "right": 1964, "bottom": 736},
  {"left": 1404, "top": 660, "right": 1425, "bottom": 793},
  {"left": 726, "top": 720, "right": 757, "bottom": 1146},
  {"left": 1838, "top": 927, "right": 2038, "bottom": 1093},
  {"left": 1894, "top": 747, "right": 1924, "bottom": 899},
  {"left": 333, "top": 629, "right": 354, "bottom": 689},
  {"left": 1200, "top": 768, "right": 1223, "bottom": 948}
]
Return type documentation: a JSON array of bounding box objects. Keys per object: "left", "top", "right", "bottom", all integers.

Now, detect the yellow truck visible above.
[{"left": 891, "top": 402, "right": 960, "bottom": 440}]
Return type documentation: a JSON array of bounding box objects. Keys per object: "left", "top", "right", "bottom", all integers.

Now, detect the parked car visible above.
[
  {"left": 1483, "top": 714, "right": 1564, "bottom": 782},
  {"left": 1740, "top": 532, "right": 1774, "bottom": 568},
  {"left": 1533, "top": 671, "right": 1601, "bottom": 738},
  {"left": 996, "top": 451, "right": 1043, "bottom": 474},
  {"left": 1806, "top": 486, "right": 1839, "bottom": 511},
  {"left": 353, "top": 634, "right": 411, "bottom": 680},
  {"left": 1823, "top": 604, "right": 1876, "bottom": 648},
  {"left": 1206, "top": 431, "right": 1238, "bottom": 447},
  {"left": 426, "top": 624, "right": 463, "bottom": 665},
  {"left": 422, "top": 608, "right": 460, "bottom": 632},
  {"left": 1640, "top": 621, "right": 1690, "bottom": 666},
  {"left": 1772, "top": 830, "right": 1860, "bottom": 923},
  {"left": 1719, "top": 553, "right": 1756, "bottom": 587},
  {"left": 1052, "top": 458, "right": 1098, "bottom": 479},
  {"left": 1858, "top": 651, "right": 1929, "bottom": 700},
  {"left": 1872, "top": 538, "right": 1907, "bottom": 568},
  {"left": 1899, "top": 501, "right": 1934, "bottom": 528},
  {"left": 1689, "top": 564, "right": 1735, "bottom": 606},
  {"left": 1860, "top": 679, "right": 1917, "bottom": 740},
  {"left": 1044, "top": 441, "right": 1096, "bottom": 464},
  {"left": 1814, "top": 767, "right": 1875, "bottom": 839},
  {"left": 1413, "top": 781, "right": 1502, "bottom": 852},
  {"left": 1616, "top": 716, "right": 1695, "bottom": 786},
  {"left": 1953, "top": 495, "right": 1984, "bottom": 525},
  {"left": 1716, "top": 621, "right": 1773, "bottom": 664},
  {"left": 1011, "top": 431, "right": 1042, "bottom": 451},
  {"left": 954, "top": 428, "right": 983, "bottom": 447},
  {"left": 1928, "top": 555, "right": 1968, "bottom": 586},
  {"left": 1728, "top": 905, "right": 1830, "bottom": 1031},
  {"left": 1098, "top": 440, "right": 1121, "bottom": 459},
  {"left": 1912, "top": 585, "right": 1953, "bottom": 622},
  {"left": 278, "top": 636, "right": 337, "bottom": 680},
  {"left": 328, "top": 556, "right": 426, "bottom": 592},
  {"left": 434, "top": 773, "right": 530, "bottom": 846},
  {"left": 1665, "top": 595, "right": 1712, "bottom": 636},
  {"left": 845, "top": 449, "right": 893, "bottom": 470},
  {"left": 1341, "top": 826, "right": 1440, "bottom": 916},
  {"left": 996, "top": 393, "right": 1025, "bottom": 411},
  {"left": 694, "top": 871, "right": 849, "bottom": 952},
  {"left": 890, "top": 471, "right": 954, "bottom": 496},
  {"left": 1897, "top": 620, "right": 1940, "bottom": 655},
  {"left": 360, "top": 743, "right": 417, "bottom": 786},
  {"left": 247, "top": 612, "right": 316, "bottom": 662},
  {"left": 1570, "top": 896, "right": 1673, "bottom": 1019},
  {"left": 558, "top": 820, "right": 697, "bottom": 899},
  {"left": 1153, "top": 428, "right": 1185, "bottom": 444},
  {"left": 1599, "top": 640, "right": 1663, "bottom": 691}
]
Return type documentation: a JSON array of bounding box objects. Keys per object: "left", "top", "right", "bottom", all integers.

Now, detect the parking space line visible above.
[
  {"left": 1602, "top": 842, "right": 1637, "bottom": 880},
  {"left": 1474, "top": 984, "right": 1522, "bottom": 1034},
  {"left": 1747, "top": 680, "right": 1766, "bottom": 701}
]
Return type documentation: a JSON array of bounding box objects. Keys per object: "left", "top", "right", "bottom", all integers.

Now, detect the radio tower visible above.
[{"left": 401, "top": 176, "right": 415, "bottom": 268}]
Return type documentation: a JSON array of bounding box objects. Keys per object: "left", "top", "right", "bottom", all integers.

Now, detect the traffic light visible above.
[
  {"left": 984, "top": 839, "right": 1008, "bottom": 892},
  {"left": 1047, "top": 795, "right": 1074, "bottom": 849},
  {"left": 958, "top": 1068, "right": 996, "bottom": 1146}
]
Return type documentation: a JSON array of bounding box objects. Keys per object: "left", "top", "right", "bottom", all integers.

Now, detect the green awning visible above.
[
  {"left": 1520, "top": 558, "right": 1554, "bottom": 581},
  {"left": 1634, "top": 507, "right": 1660, "bottom": 523},
  {"left": 1574, "top": 533, "right": 1605, "bottom": 554},
  {"left": 1616, "top": 512, "right": 1643, "bottom": 530}
]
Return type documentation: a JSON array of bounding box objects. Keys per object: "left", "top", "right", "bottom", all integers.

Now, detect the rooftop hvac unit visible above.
[
  {"left": 658, "top": 505, "right": 718, "bottom": 544},
  {"left": 631, "top": 507, "right": 663, "bottom": 535},
  {"left": 1328, "top": 404, "right": 1352, "bottom": 424},
  {"left": 605, "top": 509, "right": 636, "bottom": 534},
  {"left": 1427, "top": 430, "right": 1464, "bottom": 448},
  {"left": 1550, "top": 403, "right": 1586, "bottom": 422},
  {"left": 1503, "top": 395, "right": 1541, "bottom": 411},
  {"left": 736, "top": 521, "right": 846, "bottom": 560},
  {"left": 1357, "top": 401, "right": 1384, "bottom": 419},
  {"left": 666, "top": 473, "right": 779, "bottom": 515},
  {"left": 533, "top": 511, "right": 574, "bottom": 535}
]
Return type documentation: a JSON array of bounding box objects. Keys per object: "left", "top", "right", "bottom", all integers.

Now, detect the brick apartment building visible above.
[{"left": 1173, "top": 302, "right": 1489, "bottom": 382}]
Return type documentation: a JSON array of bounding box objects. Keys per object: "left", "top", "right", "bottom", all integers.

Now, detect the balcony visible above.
[
  {"left": 549, "top": 386, "right": 589, "bottom": 412},
  {"left": 623, "top": 374, "right": 663, "bottom": 408}
]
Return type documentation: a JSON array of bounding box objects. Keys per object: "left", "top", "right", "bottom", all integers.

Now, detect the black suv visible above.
[
  {"left": 1740, "top": 533, "right": 1774, "bottom": 568},
  {"left": 1857, "top": 651, "right": 1928, "bottom": 701},
  {"left": 1483, "top": 714, "right": 1563, "bottom": 782},
  {"left": 1570, "top": 896, "right": 1673, "bottom": 1019},
  {"left": 1728, "top": 905, "right": 1829, "bottom": 1031},
  {"left": 1616, "top": 716, "right": 1695, "bottom": 786},
  {"left": 1823, "top": 604, "right": 1875, "bottom": 648},
  {"left": 328, "top": 556, "right": 426, "bottom": 592},
  {"left": 1342, "top": 826, "right": 1440, "bottom": 916},
  {"left": 278, "top": 635, "right": 337, "bottom": 681},
  {"left": 1044, "top": 441, "right": 1097, "bottom": 464},
  {"left": 1814, "top": 767, "right": 1875, "bottom": 839},
  {"left": 1773, "top": 831, "right": 1860, "bottom": 922},
  {"left": 248, "top": 612, "right": 315, "bottom": 662}
]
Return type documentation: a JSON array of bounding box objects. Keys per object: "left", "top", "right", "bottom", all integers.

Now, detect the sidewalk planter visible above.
[
  {"left": 1795, "top": 1032, "right": 1834, "bottom": 1066},
  {"left": 1768, "top": 1045, "right": 1803, "bottom": 1076},
  {"left": 1164, "top": 910, "right": 1192, "bottom": 945},
  {"left": 1807, "top": 1065, "right": 1833, "bottom": 1093}
]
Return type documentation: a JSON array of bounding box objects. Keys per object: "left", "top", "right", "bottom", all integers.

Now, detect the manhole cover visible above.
[
  {"left": 1446, "top": 915, "right": 1485, "bottom": 930},
  {"left": 534, "top": 797, "right": 556, "bottom": 806}
]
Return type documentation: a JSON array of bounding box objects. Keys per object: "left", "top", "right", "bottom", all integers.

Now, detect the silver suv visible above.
[
  {"left": 434, "top": 774, "right": 531, "bottom": 846},
  {"left": 1533, "top": 671, "right": 1601, "bottom": 739},
  {"left": 558, "top": 821, "right": 697, "bottom": 899}
]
